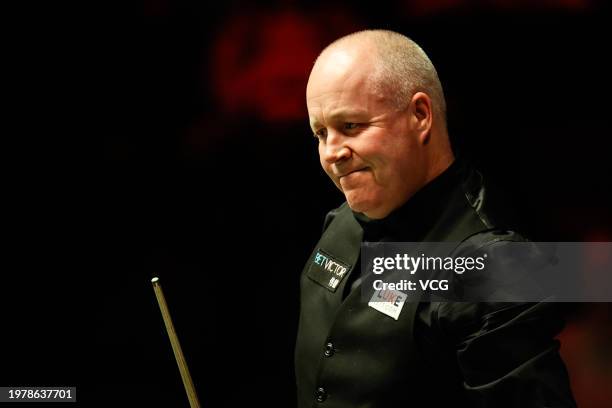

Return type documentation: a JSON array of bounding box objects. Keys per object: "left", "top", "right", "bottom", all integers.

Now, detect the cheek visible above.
[
  {"left": 319, "top": 155, "right": 330, "bottom": 174},
  {"left": 319, "top": 153, "right": 340, "bottom": 186},
  {"left": 368, "top": 145, "right": 416, "bottom": 189},
  {"left": 318, "top": 144, "right": 325, "bottom": 165}
]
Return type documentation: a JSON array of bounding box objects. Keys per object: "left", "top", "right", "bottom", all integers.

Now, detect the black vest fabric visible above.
[{"left": 295, "top": 163, "right": 576, "bottom": 408}]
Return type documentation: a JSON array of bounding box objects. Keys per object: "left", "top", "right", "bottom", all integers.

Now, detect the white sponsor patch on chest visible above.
[{"left": 368, "top": 288, "right": 407, "bottom": 320}]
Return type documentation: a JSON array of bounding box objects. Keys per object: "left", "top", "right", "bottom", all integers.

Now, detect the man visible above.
[{"left": 295, "top": 30, "right": 575, "bottom": 407}]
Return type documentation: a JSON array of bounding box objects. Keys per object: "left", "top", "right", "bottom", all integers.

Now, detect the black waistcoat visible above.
[{"left": 295, "top": 163, "right": 500, "bottom": 408}]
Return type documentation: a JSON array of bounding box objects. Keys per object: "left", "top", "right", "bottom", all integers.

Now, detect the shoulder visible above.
[
  {"left": 459, "top": 164, "right": 524, "bottom": 234},
  {"left": 322, "top": 201, "right": 352, "bottom": 233},
  {"left": 455, "top": 229, "right": 529, "bottom": 254},
  {"left": 436, "top": 232, "right": 569, "bottom": 338}
]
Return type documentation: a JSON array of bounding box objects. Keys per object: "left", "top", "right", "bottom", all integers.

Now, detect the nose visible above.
[{"left": 322, "top": 131, "right": 351, "bottom": 164}]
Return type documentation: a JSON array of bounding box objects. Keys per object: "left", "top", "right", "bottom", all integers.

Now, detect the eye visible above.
[
  {"left": 313, "top": 128, "right": 327, "bottom": 139},
  {"left": 344, "top": 122, "right": 359, "bottom": 131}
]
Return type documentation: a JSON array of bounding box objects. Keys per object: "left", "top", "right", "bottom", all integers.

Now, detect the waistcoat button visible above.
[{"left": 315, "top": 387, "right": 327, "bottom": 402}]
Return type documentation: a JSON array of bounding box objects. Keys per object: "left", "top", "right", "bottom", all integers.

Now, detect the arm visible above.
[{"left": 438, "top": 301, "right": 576, "bottom": 407}]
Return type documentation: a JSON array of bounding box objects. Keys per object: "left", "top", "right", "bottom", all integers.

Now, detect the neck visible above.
[
  {"left": 424, "top": 128, "right": 454, "bottom": 185},
  {"left": 426, "top": 151, "right": 455, "bottom": 186}
]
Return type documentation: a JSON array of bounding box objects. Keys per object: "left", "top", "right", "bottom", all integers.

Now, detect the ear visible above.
[{"left": 410, "top": 92, "right": 433, "bottom": 145}]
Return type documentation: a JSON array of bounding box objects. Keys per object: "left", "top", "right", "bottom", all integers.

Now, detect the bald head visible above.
[
  {"left": 306, "top": 29, "right": 454, "bottom": 218},
  {"left": 315, "top": 30, "right": 447, "bottom": 124}
]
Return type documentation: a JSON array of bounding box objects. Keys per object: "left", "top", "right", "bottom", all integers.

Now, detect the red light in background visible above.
[{"left": 210, "top": 9, "right": 360, "bottom": 123}]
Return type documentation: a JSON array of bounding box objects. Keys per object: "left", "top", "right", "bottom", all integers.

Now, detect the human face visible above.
[{"left": 306, "top": 47, "right": 426, "bottom": 219}]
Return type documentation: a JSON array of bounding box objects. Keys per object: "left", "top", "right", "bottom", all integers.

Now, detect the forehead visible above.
[
  {"left": 306, "top": 48, "right": 385, "bottom": 126},
  {"left": 307, "top": 44, "right": 376, "bottom": 92}
]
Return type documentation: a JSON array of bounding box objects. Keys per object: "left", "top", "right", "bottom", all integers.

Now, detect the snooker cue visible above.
[{"left": 151, "top": 276, "right": 201, "bottom": 408}]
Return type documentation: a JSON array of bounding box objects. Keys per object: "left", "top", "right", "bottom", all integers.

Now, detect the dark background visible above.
[{"left": 3, "top": 0, "right": 611, "bottom": 407}]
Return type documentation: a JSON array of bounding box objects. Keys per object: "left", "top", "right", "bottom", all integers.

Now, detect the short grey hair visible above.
[{"left": 322, "top": 30, "right": 447, "bottom": 122}]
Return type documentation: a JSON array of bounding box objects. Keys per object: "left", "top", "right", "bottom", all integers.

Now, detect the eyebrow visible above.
[{"left": 310, "top": 108, "right": 369, "bottom": 130}]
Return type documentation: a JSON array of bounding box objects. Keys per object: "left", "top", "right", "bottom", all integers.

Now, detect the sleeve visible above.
[
  {"left": 435, "top": 301, "right": 576, "bottom": 407},
  {"left": 429, "top": 234, "right": 577, "bottom": 407}
]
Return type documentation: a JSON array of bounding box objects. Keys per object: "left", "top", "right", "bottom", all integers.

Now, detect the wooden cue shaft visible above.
[{"left": 151, "top": 277, "right": 201, "bottom": 408}]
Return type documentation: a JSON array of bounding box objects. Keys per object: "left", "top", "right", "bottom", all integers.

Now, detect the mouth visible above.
[{"left": 338, "top": 167, "right": 368, "bottom": 179}]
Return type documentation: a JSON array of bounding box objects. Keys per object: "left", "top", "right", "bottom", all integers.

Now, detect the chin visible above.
[
  {"left": 345, "top": 194, "right": 386, "bottom": 218},
  {"left": 362, "top": 207, "right": 390, "bottom": 220}
]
